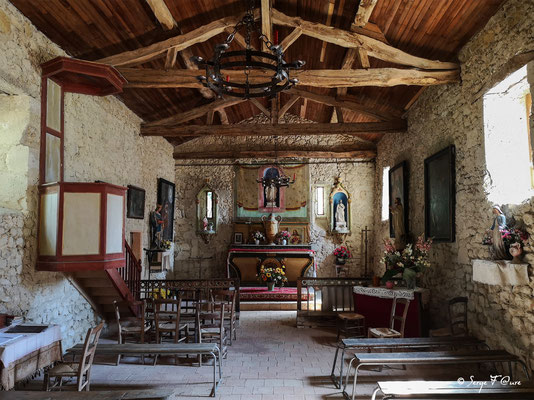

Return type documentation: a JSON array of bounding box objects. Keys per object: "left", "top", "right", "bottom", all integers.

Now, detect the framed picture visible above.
[
  {"left": 126, "top": 185, "right": 145, "bottom": 219},
  {"left": 424, "top": 145, "right": 456, "bottom": 242},
  {"left": 157, "top": 178, "right": 175, "bottom": 241},
  {"left": 234, "top": 232, "right": 243, "bottom": 244},
  {"left": 389, "top": 161, "right": 409, "bottom": 238}
]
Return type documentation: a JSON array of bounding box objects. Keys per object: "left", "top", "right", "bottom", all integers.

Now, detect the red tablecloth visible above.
[{"left": 353, "top": 290, "right": 425, "bottom": 337}]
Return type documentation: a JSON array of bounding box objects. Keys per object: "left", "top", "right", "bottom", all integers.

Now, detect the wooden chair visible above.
[
  {"left": 368, "top": 298, "right": 411, "bottom": 338},
  {"left": 430, "top": 296, "right": 468, "bottom": 337},
  {"left": 210, "top": 289, "right": 237, "bottom": 344},
  {"left": 196, "top": 301, "right": 227, "bottom": 365},
  {"left": 336, "top": 313, "right": 366, "bottom": 341},
  {"left": 43, "top": 322, "right": 104, "bottom": 391},
  {"left": 114, "top": 300, "right": 151, "bottom": 365},
  {"left": 154, "top": 297, "right": 188, "bottom": 365}
]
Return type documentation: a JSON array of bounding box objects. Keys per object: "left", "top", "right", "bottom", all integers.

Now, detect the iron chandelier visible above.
[{"left": 191, "top": 0, "right": 305, "bottom": 99}]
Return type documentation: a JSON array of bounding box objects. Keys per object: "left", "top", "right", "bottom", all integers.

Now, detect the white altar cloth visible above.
[
  {"left": 353, "top": 286, "right": 430, "bottom": 306},
  {"left": 0, "top": 325, "right": 61, "bottom": 368},
  {"left": 472, "top": 259, "right": 529, "bottom": 286}
]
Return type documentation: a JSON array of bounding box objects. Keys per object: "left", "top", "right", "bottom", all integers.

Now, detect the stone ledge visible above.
[{"left": 472, "top": 259, "right": 530, "bottom": 286}]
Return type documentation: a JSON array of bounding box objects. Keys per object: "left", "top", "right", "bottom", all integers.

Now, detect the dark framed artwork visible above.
[
  {"left": 126, "top": 185, "right": 145, "bottom": 219},
  {"left": 157, "top": 178, "right": 175, "bottom": 240},
  {"left": 424, "top": 145, "right": 456, "bottom": 242},
  {"left": 388, "top": 161, "right": 409, "bottom": 238}
]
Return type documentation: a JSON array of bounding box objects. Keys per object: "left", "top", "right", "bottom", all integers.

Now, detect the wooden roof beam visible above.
[
  {"left": 144, "top": 98, "right": 245, "bottom": 127},
  {"left": 119, "top": 67, "right": 460, "bottom": 89},
  {"left": 353, "top": 0, "right": 378, "bottom": 27},
  {"left": 271, "top": 8, "right": 459, "bottom": 70},
  {"left": 279, "top": 95, "right": 300, "bottom": 120},
  {"left": 319, "top": 0, "right": 336, "bottom": 63},
  {"left": 174, "top": 148, "right": 377, "bottom": 160},
  {"left": 261, "top": 0, "right": 272, "bottom": 52},
  {"left": 146, "top": 0, "right": 177, "bottom": 30},
  {"left": 142, "top": 120, "right": 407, "bottom": 137},
  {"left": 250, "top": 98, "right": 271, "bottom": 118}
]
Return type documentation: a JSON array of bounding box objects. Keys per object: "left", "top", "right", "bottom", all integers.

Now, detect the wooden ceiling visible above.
[{"left": 10, "top": 0, "right": 506, "bottom": 155}]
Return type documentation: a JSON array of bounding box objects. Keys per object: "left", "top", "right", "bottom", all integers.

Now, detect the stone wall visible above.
[
  {"left": 373, "top": 0, "right": 534, "bottom": 372},
  {"left": 173, "top": 113, "right": 375, "bottom": 279},
  {"left": 0, "top": 0, "right": 174, "bottom": 349}
]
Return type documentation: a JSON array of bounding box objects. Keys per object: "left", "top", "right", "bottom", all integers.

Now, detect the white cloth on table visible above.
[
  {"left": 353, "top": 286, "right": 430, "bottom": 307},
  {"left": 0, "top": 325, "right": 62, "bottom": 368}
]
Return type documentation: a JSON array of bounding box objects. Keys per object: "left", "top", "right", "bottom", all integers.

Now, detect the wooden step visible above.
[
  {"left": 78, "top": 278, "right": 115, "bottom": 288},
  {"left": 72, "top": 270, "right": 107, "bottom": 279}
]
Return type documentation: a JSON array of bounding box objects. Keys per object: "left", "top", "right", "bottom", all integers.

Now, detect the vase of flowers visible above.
[
  {"left": 277, "top": 230, "right": 291, "bottom": 245},
  {"left": 257, "top": 264, "right": 288, "bottom": 290},
  {"left": 333, "top": 246, "right": 352, "bottom": 265},
  {"left": 381, "top": 235, "right": 432, "bottom": 289},
  {"left": 252, "top": 231, "right": 265, "bottom": 245},
  {"left": 482, "top": 227, "right": 528, "bottom": 261}
]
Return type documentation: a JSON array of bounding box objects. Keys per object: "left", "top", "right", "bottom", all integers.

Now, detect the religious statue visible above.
[
  {"left": 203, "top": 216, "right": 209, "bottom": 231},
  {"left": 265, "top": 182, "right": 278, "bottom": 208},
  {"left": 390, "top": 197, "right": 406, "bottom": 250},
  {"left": 490, "top": 205, "right": 507, "bottom": 259},
  {"left": 335, "top": 200, "right": 348, "bottom": 231},
  {"left": 150, "top": 204, "right": 164, "bottom": 249}
]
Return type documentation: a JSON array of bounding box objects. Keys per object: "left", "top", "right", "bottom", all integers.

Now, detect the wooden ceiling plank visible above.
[
  {"left": 279, "top": 95, "right": 301, "bottom": 119},
  {"left": 145, "top": 0, "right": 176, "bottom": 30},
  {"left": 144, "top": 98, "right": 245, "bottom": 127},
  {"left": 250, "top": 98, "right": 271, "bottom": 118},
  {"left": 261, "top": 0, "right": 272, "bottom": 52},
  {"left": 97, "top": 14, "right": 241, "bottom": 67},
  {"left": 271, "top": 8, "right": 459, "bottom": 70},
  {"left": 119, "top": 67, "right": 460, "bottom": 89},
  {"left": 353, "top": 0, "right": 379, "bottom": 27},
  {"left": 174, "top": 148, "right": 377, "bottom": 160},
  {"left": 143, "top": 120, "right": 407, "bottom": 137}
]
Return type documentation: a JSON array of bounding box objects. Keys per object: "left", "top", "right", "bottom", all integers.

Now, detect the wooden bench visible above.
[
  {"left": 67, "top": 343, "right": 221, "bottom": 397},
  {"left": 343, "top": 350, "right": 531, "bottom": 400},
  {"left": 0, "top": 389, "right": 174, "bottom": 399},
  {"left": 371, "top": 380, "right": 534, "bottom": 399},
  {"left": 331, "top": 336, "right": 486, "bottom": 388}
]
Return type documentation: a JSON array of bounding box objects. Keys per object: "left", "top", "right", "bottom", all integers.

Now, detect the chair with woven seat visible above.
[
  {"left": 368, "top": 298, "right": 411, "bottom": 338},
  {"left": 430, "top": 296, "right": 468, "bottom": 337},
  {"left": 114, "top": 300, "right": 151, "bottom": 365},
  {"left": 154, "top": 296, "right": 189, "bottom": 365},
  {"left": 210, "top": 289, "right": 237, "bottom": 344},
  {"left": 196, "top": 301, "right": 227, "bottom": 365},
  {"left": 43, "top": 322, "right": 104, "bottom": 391},
  {"left": 336, "top": 313, "right": 366, "bottom": 341}
]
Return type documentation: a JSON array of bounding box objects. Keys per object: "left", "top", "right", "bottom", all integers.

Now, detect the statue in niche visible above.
[
  {"left": 390, "top": 197, "right": 406, "bottom": 250},
  {"left": 265, "top": 182, "right": 278, "bottom": 208},
  {"left": 263, "top": 167, "right": 280, "bottom": 208},
  {"left": 335, "top": 199, "right": 348, "bottom": 231},
  {"left": 490, "top": 205, "right": 507, "bottom": 259},
  {"left": 150, "top": 204, "right": 164, "bottom": 249}
]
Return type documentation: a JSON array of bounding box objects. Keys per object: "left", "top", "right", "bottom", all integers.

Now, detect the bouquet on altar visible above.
[
  {"left": 257, "top": 265, "right": 288, "bottom": 285},
  {"left": 252, "top": 231, "right": 265, "bottom": 241},
  {"left": 333, "top": 246, "right": 352, "bottom": 260},
  {"left": 381, "top": 235, "right": 432, "bottom": 284}
]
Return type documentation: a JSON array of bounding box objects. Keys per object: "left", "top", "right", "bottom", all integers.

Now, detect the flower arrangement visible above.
[
  {"left": 482, "top": 227, "right": 528, "bottom": 248},
  {"left": 333, "top": 246, "right": 352, "bottom": 259},
  {"left": 277, "top": 230, "right": 291, "bottom": 239},
  {"left": 380, "top": 235, "right": 433, "bottom": 287},
  {"left": 252, "top": 231, "right": 265, "bottom": 241},
  {"left": 257, "top": 265, "right": 288, "bottom": 286},
  {"left": 161, "top": 240, "right": 172, "bottom": 250}
]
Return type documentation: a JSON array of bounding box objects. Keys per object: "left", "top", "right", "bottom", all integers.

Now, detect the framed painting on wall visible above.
[
  {"left": 389, "top": 161, "right": 409, "bottom": 238},
  {"left": 126, "top": 185, "right": 145, "bottom": 219},
  {"left": 424, "top": 145, "right": 456, "bottom": 242},
  {"left": 157, "top": 178, "right": 175, "bottom": 240}
]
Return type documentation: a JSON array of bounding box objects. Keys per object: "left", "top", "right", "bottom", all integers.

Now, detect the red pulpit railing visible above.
[{"left": 119, "top": 241, "right": 142, "bottom": 300}]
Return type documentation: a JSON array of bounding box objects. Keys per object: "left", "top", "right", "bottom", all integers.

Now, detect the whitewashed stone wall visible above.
[
  {"left": 373, "top": 0, "right": 534, "bottom": 372},
  {"left": 0, "top": 0, "right": 174, "bottom": 349},
  {"left": 174, "top": 113, "right": 375, "bottom": 278}
]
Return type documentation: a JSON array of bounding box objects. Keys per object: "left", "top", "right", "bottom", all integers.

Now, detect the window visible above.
[
  {"left": 206, "top": 191, "right": 213, "bottom": 219},
  {"left": 381, "top": 166, "right": 390, "bottom": 221},
  {"left": 315, "top": 186, "right": 325, "bottom": 216},
  {"left": 484, "top": 65, "right": 532, "bottom": 204}
]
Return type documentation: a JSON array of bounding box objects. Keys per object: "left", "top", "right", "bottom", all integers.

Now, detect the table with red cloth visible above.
[{"left": 353, "top": 286, "right": 430, "bottom": 338}]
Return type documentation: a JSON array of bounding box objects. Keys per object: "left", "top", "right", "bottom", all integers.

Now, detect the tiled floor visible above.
[{"left": 26, "top": 311, "right": 493, "bottom": 399}]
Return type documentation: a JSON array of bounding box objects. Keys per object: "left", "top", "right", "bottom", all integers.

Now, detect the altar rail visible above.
[
  {"left": 138, "top": 278, "right": 241, "bottom": 312},
  {"left": 296, "top": 277, "right": 371, "bottom": 328}
]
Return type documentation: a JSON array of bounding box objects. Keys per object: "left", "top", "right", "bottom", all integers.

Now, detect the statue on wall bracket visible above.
[{"left": 329, "top": 177, "right": 351, "bottom": 244}]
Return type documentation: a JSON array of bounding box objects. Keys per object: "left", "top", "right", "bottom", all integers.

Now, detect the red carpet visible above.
[{"left": 240, "top": 287, "right": 309, "bottom": 302}]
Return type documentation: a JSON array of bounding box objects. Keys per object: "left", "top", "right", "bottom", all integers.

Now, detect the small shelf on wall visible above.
[{"left": 472, "top": 259, "right": 530, "bottom": 286}]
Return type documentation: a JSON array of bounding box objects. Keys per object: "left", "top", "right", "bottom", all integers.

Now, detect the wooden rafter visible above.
[
  {"left": 280, "top": 28, "right": 302, "bottom": 51},
  {"left": 98, "top": 15, "right": 241, "bottom": 67},
  {"left": 353, "top": 0, "right": 379, "bottom": 27},
  {"left": 319, "top": 0, "right": 336, "bottom": 63},
  {"left": 174, "top": 148, "right": 377, "bottom": 160},
  {"left": 142, "top": 121, "right": 407, "bottom": 137},
  {"left": 279, "top": 95, "right": 300, "bottom": 120},
  {"left": 145, "top": 0, "right": 177, "bottom": 30},
  {"left": 261, "top": 0, "right": 272, "bottom": 52},
  {"left": 119, "top": 67, "right": 460, "bottom": 89},
  {"left": 271, "top": 8, "right": 459, "bottom": 70},
  {"left": 271, "top": 95, "right": 279, "bottom": 124},
  {"left": 300, "top": 98, "right": 308, "bottom": 119},
  {"left": 250, "top": 98, "right": 271, "bottom": 118},
  {"left": 144, "top": 98, "right": 245, "bottom": 127},
  {"left": 290, "top": 87, "right": 402, "bottom": 122}
]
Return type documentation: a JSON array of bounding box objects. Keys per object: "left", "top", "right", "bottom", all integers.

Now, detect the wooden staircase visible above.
[{"left": 68, "top": 241, "right": 142, "bottom": 321}]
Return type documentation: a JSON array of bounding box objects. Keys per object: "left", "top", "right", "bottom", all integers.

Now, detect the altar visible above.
[{"left": 227, "top": 245, "right": 316, "bottom": 285}]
